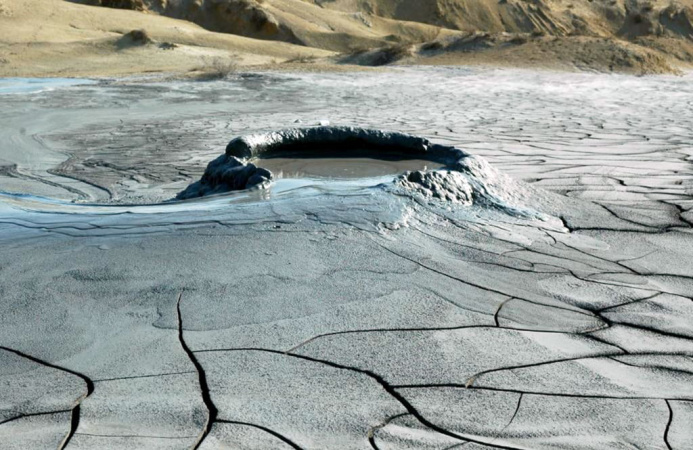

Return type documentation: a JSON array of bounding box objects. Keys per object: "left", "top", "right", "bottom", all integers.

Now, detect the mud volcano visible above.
[
  {"left": 177, "top": 126, "right": 530, "bottom": 210},
  {"left": 177, "top": 127, "right": 457, "bottom": 198}
]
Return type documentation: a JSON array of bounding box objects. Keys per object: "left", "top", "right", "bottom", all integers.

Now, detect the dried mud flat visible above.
[{"left": 1, "top": 68, "right": 693, "bottom": 449}]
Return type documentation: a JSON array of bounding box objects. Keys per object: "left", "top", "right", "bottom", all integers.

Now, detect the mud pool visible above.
[{"left": 252, "top": 156, "right": 438, "bottom": 180}]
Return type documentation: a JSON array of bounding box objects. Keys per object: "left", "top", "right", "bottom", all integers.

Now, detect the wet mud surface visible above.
[
  {"left": 1, "top": 68, "right": 692, "bottom": 449},
  {"left": 255, "top": 156, "right": 438, "bottom": 180}
]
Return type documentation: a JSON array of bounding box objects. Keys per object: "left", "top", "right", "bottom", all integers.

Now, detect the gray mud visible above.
[
  {"left": 1, "top": 69, "right": 692, "bottom": 450},
  {"left": 254, "top": 156, "right": 438, "bottom": 179},
  {"left": 3, "top": 69, "right": 692, "bottom": 205}
]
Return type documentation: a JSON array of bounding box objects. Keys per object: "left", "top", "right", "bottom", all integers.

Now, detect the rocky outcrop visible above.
[{"left": 82, "top": 0, "right": 147, "bottom": 10}]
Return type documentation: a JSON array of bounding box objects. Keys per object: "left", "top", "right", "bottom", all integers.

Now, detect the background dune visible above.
[
  {"left": 0, "top": 0, "right": 332, "bottom": 77},
  {"left": 1, "top": 0, "right": 692, "bottom": 76}
]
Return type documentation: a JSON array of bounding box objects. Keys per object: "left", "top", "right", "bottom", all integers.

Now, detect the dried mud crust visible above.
[
  {"left": 2, "top": 70, "right": 693, "bottom": 449},
  {"left": 9, "top": 68, "right": 690, "bottom": 207}
]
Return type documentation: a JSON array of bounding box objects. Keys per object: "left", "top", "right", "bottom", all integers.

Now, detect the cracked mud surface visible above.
[{"left": 1, "top": 68, "right": 692, "bottom": 449}]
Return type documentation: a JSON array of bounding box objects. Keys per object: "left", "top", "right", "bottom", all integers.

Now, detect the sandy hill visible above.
[
  {"left": 306, "top": 0, "right": 693, "bottom": 38},
  {"left": 306, "top": 0, "right": 693, "bottom": 72},
  {"left": 0, "top": 0, "right": 331, "bottom": 77},
  {"left": 70, "top": 0, "right": 457, "bottom": 51},
  {"left": 1, "top": 0, "right": 692, "bottom": 76}
]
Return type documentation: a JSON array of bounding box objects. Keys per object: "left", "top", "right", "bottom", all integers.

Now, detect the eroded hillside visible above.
[
  {"left": 1, "top": 0, "right": 691, "bottom": 75},
  {"left": 68, "top": 0, "right": 693, "bottom": 73}
]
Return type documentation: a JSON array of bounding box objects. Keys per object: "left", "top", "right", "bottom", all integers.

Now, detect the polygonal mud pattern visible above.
[{"left": 0, "top": 69, "right": 692, "bottom": 449}]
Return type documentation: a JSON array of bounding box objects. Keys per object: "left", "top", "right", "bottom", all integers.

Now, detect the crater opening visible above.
[{"left": 252, "top": 152, "right": 441, "bottom": 180}]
